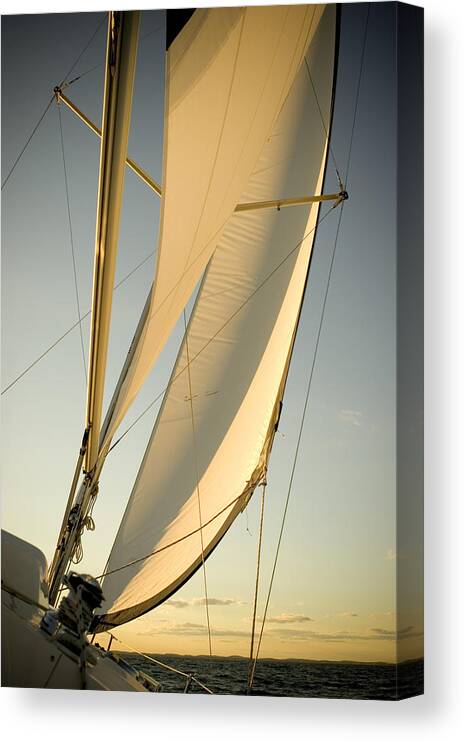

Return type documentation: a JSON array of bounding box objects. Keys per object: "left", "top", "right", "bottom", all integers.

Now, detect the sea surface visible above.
[{"left": 119, "top": 652, "right": 423, "bottom": 700}]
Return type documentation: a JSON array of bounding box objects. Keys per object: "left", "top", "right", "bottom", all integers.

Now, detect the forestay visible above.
[
  {"left": 98, "top": 4, "right": 327, "bottom": 455},
  {"left": 95, "top": 6, "right": 337, "bottom": 630}
]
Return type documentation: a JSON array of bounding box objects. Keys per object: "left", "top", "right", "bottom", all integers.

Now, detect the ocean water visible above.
[{"left": 120, "top": 653, "right": 423, "bottom": 700}]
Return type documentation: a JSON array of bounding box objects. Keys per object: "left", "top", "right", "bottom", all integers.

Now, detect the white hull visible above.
[{"left": 1, "top": 531, "right": 158, "bottom": 692}]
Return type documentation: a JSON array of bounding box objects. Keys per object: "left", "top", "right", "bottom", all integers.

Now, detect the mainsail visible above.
[
  {"left": 95, "top": 5, "right": 337, "bottom": 630},
  {"left": 98, "top": 4, "right": 327, "bottom": 456}
]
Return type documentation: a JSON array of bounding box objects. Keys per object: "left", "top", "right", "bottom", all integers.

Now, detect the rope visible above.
[
  {"left": 183, "top": 309, "right": 213, "bottom": 657},
  {"left": 53, "top": 488, "right": 250, "bottom": 598},
  {"left": 71, "top": 511, "right": 96, "bottom": 565},
  {"left": 57, "top": 104, "right": 88, "bottom": 386},
  {"left": 248, "top": 4, "right": 370, "bottom": 691},
  {"left": 70, "top": 486, "right": 97, "bottom": 565},
  {"left": 1, "top": 249, "right": 155, "bottom": 395},
  {"left": 94, "top": 490, "right": 249, "bottom": 581},
  {"left": 246, "top": 480, "right": 266, "bottom": 691},
  {"left": 105, "top": 633, "right": 214, "bottom": 694}
]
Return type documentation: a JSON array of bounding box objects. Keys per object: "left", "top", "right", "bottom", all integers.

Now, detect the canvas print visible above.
[{"left": 1, "top": 2, "right": 424, "bottom": 699}]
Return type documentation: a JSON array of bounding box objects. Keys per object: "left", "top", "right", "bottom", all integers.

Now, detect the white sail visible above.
[
  {"left": 95, "top": 6, "right": 337, "bottom": 630},
  {"left": 98, "top": 4, "right": 327, "bottom": 454}
]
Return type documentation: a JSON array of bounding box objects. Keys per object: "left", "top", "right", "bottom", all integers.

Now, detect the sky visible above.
[{"left": 1, "top": 2, "right": 423, "bottom": 664}]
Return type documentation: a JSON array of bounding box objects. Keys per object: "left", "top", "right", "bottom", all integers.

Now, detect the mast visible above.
[
  {"left": 85, "top": 10, "right": 141, "bottom": 474},
  {"left": 48, "top": 10, "right": 140, "bottom": 604}
]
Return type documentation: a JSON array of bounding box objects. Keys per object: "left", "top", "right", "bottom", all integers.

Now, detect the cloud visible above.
[
  {"left": 137, "top": 621, "right": 250, "bottom": 638},
  {"left": 164, "top": 600, "right": 190, "bottom": 609},
  {"left": 267, "top": 625, "right": 423, "bottom": 643},
  {"left": 192, "top": 597, "right": 242, "bottom": 607},
  {"left": 164, "top": 597, "right": 242, "bottom": 609},
  {"left": 339, "top": 612, "right": 359, "bottom": 618},
  {"left": 370, "top": 626, "right": 419, "bottom": 640},
  {"left": 266, "top": 628, "right": 363, "bottom": 643},
  {"left": 339, "top": 409, "right": 362, "bottom": 427},
  {"left": 369, "top": 611, "right": 395, "bottom": 619},
  {"left": 137, "top": 622, "right": 423, "bottom": 643},
  {"left": 264, "top": 613, "right": 314, "bottom": 624}
]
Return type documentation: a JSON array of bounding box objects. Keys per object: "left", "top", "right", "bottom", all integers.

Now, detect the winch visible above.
[{"left": 40, "top": 571, "right": 104, "bottom": 686}]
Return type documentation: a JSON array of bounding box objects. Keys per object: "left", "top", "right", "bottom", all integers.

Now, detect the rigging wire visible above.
[
  {"left": 183, "top": 308, "right": 213, "bottom": 657},
  {"left": 246, "top": 480, "right": 267, "bottom": 692},
  {"left": 2, "top": 15, "right": 106, "bottom": 192},
  {"left": 2, "top": 15, "right": 165, "bottom": 394},
  {"left": 104, "top": 633, "right": 214, "bottom": 694},
  {"left": 1, "top": 249, "right": 156, "bottom": 395},
  {"left": 344, "top": 5, "right": 371, "bottom": 187},
  {"left": 304, "top": 56, "right": 342, "bottom": 188},
  {"left": 249, "top": 203, "right": 345, "bottom": 690},
  {"left": 1, "top": 95, "right": 55, "bottom": 191},
  {"left": 2, "top": 14, "right": 163, "bottom": 392},
  {"left": 248, "top": 3, "right": 371, "bottom": 691},
  {"left": 57, "top": 104, "right": 88, "bottom": 385},
  {"left": 59, "top": 14, "right": 107, "bottom": 88},
  {"left": 64, "top": 23, "right": 163, "bottom": 88}
]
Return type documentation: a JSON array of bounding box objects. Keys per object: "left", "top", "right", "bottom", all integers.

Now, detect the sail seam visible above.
[
  {"left": 160, "top": 15, "right": 246, "bottom": 354},
  {"left": 208, "top": 7, "right": 295, "bottom": 239}
]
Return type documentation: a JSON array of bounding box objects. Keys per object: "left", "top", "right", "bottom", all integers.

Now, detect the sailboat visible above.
[{"left": 2, "top": 4, "right": 347, "bottom": 691}]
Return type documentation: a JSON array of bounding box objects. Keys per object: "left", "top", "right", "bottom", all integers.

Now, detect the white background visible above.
[{"left": 1, "top": 0, "right": 464, "bottom": 739}]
